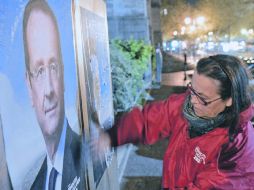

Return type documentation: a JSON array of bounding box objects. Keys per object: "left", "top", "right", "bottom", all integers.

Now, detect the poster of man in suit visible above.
[
  {"left": 0, "top": 0, "right": 85, "bottom": 189},
  {"left": 23, "top": 1, "right": 84, "bottom": 189}
]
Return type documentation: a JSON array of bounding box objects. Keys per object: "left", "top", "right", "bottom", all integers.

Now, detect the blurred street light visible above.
[
  {"left": 248, "top": 29, "right": 253, "bottom": 35},
  {"left": 163, "top": 8, "right": 168, "bottom": 15},
  {"left": 181, "top": 26, "right": 186, "bottom": 35},
  {"left": 184, "top": 17, "right": 191, "bottom": 25},
  {"left": 190, "top": 25, "right": 196, "bottom": 33},
  {"left": 196, "top": 16, "right": 205, "bottom": 25},
  {"left": 161, "top": 8, "right": 168, "bottom": 16},
  {"left": 241, "top": 28, "right": 248, "bottom": 35},
  {"left": 183, "top": 16, "right": 206, "bottom": 35}
]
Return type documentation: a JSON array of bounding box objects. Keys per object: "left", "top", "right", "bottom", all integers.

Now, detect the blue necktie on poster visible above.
[{"left": 48, "top": 167, "right": 58, "bottom": 190}]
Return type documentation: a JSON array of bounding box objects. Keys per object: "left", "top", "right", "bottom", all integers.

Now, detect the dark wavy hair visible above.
[{"left": 196, "top": 54, "right": 252, "bottom": 141}]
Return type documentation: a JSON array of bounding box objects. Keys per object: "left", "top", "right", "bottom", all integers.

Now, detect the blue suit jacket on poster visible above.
[{"left": 30, "top": 123, "right": 85, "bottom": 190}]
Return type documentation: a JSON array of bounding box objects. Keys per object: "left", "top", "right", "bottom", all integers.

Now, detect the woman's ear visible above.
[{"left": 226, "top": 97, "right": 232, "bottom": 107}]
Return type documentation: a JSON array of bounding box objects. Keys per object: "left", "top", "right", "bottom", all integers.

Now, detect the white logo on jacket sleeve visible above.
[{"left": 193, "top": 146, "right": 206, "bottom": 165}]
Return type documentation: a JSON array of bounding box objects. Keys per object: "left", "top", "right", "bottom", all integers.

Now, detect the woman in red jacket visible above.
[{"left": 97, "top": 54, "right": 254, "bottom": 189}]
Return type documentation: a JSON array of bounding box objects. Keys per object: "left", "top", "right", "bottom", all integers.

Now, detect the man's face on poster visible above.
[{"left": 26, "top": 10, "right": 65, "bottom": 139}]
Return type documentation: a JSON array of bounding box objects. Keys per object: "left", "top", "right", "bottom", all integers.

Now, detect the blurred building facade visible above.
[
  {"left": 106, "top": 0, "right": 162, "bottom": 46},
  {"left": 151, "top": 0, "right": 163, "bottom": 47}
]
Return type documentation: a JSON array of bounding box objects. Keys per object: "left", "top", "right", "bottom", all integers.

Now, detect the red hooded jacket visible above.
[{"left": 112, "top": 93, "right": 254, "bottom": 189}]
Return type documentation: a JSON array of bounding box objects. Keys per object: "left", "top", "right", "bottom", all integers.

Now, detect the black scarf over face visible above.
[{"left": 183, "top": 95, "right": 226, "bottom": 138}]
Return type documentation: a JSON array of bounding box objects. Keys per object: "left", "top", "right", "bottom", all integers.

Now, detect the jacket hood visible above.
[
  {"left": 239, "top": 104, "right": 254, "bottom": 125},
  {"left": 219, "top": 104, "right": 254, "bottom": 171}
]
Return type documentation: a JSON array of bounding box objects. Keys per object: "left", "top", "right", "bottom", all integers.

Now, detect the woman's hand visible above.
[{"left": 90, "top": 127, "right": 112, "bottom": 163}]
